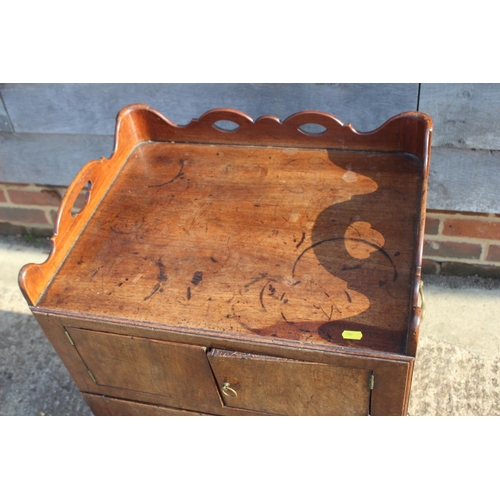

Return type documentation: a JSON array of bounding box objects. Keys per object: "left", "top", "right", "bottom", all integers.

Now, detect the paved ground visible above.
[{"left": 1, "top": 235, "right": 499, "bottom": 416}]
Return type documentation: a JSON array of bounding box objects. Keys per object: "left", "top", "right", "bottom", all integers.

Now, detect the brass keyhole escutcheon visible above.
[{"left": 221, "top": 382, "right": 237, "bottom": 398}]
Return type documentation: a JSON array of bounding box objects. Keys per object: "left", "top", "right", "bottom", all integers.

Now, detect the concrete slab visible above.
[
  {"left": 1, "top": 235, "right": 499, "bottom": 416},
  {"left": 0, "top": 236, "right": 92, "bottom": 415},
  {"left": 409, "top": 276, "right": 500, "bottom": 416}
]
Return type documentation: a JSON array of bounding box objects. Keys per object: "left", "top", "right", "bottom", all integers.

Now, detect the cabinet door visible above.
[
  {"left": 208, "top": 349, "right": 372, "bottom": 416},
  {"left": 66, "top": 327, "right": 221, "bottom": 412}
]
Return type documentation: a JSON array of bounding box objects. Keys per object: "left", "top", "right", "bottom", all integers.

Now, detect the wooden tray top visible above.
[{"left": 20, "top": 105, "right": 432, "bottom": 357}]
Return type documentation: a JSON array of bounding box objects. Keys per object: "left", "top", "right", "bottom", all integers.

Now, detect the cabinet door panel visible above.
[
  {"left": 208, "top": 349, "right": 371, "bottom": 416},
  {"left": 66, "top": 327, "right": 221, "bottom": 411}
]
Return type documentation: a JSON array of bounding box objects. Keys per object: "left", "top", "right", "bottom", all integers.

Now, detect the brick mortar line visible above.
[
  {"left": 0, "top": 201, "right": 62, "bottom": 210},
  {"left": 437, "top": 217, "right": 444, "bottom": 235},
  {"left": 427, "top": 213, "right": 500, "bottom": 223},
  {"left": 423, "top": 255, "right": 500, "bottom": 267},
  {"left": 481, "top": 242, "right": 489, "bottom": 261},
  {"left": 424, "top": 234, "right": 500, "bottom": 245},
  {"left": 427, "top": 210, "right": 500, "bottom": 219}
]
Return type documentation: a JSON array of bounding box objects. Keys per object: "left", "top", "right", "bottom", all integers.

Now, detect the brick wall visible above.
[
  {"left": 2, "top": 181, "right": 500, "bottom": 278},
  {"left": 0, "top": 182, "right": 86, "bottom": 237},
  {"left": 423, "top": 210, "right": 500, "bottom": 278}
]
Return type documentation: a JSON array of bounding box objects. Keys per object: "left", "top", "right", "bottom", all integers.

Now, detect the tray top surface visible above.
[{"left": 39, "top": 141, "right": 423, "bottom": 354}]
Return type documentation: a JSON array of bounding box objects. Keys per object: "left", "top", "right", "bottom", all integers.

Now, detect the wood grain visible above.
[
  {"left": 18, "top": 105, "right": 155, "bottom": 306},
  {"left": 34, "top": 309, "right": 414, "bottom": 415},
  {"left": 67, "top": 327, "right": 222, "bottom": 412},
  {"left": 37, "top": 142, "right": 423, "bottom": 355},
  {"left": 208, "top": 348, "right": 371, "bottom": 416},
  {"left": 19, "top": 105, "right": 432, "bottom": 416},
  {"left": 82, "top": 393, "right": 208, "bottom": 416}
]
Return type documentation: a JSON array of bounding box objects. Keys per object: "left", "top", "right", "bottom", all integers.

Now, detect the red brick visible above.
[
  {"left": 73, "top": 191, "right": 89, "bottom": 210},
  {"left": 424, "top": 217, "right": 440, "bottom": 235},
  {"left": 0, "top": 206, "right": 49, "bottom": 225},
  {"left": 8, "top": 188, "right": 62, "bottom": 207},
  {"left": 422, "top": 259, "right": 441, "bottom": 274},
  {"left": 486, "top": 244, "right": 500, "bottom": 263},
  {"left": 50, "top": 210, "right": 59, "bottom": 225},
  {"left": 442, "top": 218, "right": 500, "bottom": 240},
  {"left": 0, "top": 189, "right": 6, "bottom": 203},
  {"left": 423, "top": 240, "right": 482, "bottom": 260}
]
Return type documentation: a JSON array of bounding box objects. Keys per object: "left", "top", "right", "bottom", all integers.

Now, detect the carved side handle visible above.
[
  {"left": 19, "top": 103, "right": 158, "bottom": 307},
  {"left": 54, "top": 159, "right": 100, "bottom": 237},
  {"left": 19, "top": 157, "right": 110, "bottom": 306}
]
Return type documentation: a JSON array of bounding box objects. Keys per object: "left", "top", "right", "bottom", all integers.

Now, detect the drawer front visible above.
[
  {"left": 208, "top": 349, "right": 372, "bottom": 416},
  {"left": 82, "top": 393, "right": 209, "bottom": 416},
  {"left": 66, "top": 327, "right": 222, "bottom": 412}
]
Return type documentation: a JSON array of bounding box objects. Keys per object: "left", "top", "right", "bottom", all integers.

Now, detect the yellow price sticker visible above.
[{"left": 342, "top": 330, "right": 363, "bottom": 340}]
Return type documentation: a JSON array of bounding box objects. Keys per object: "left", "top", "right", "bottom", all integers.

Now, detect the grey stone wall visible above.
[{"left": 1, "top": 83, "right": 499, "bottom": 213}]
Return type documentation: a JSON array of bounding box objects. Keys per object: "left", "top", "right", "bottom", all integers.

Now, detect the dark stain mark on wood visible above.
[
  {"left": 111, "top": 226, "right": 133, "bottom": 235},
  {"left": 280, "top": 292, "right": 286, "bottom": 301},
  {"left": 292, "top": 280, "right": 301, "bottom": 286},
  {"left": 295, "top": 231, "right": 306, "bottom": 249},
  {"left": 319, "top": 305, "right": 333, "bottom": 320},
  {"left": 191, "top": 271, "right": 203, "bottom": 285},
  {"left": 268, "top": 284, "right": 276, "bottom": 295},
  {"left": 259, "top": 282, "right": 268, "bottom": 311},
  {"left": 379, "top": 280, "right": 386, "bottom": 287},
  {"left": 344, "top": 290, "right": 352, "bottom": 303},
  {"left": 292, "top": 236, "right": 398, "bottom": 281},
  {"left": 244, "top": 272, "right": 268, "bottom": 288},
  {"left": 157, "top": 257, "right": 168, "bottom": 282},
  {"left": 324, "top": 291, "right": 330, "bottom": 298},
  {"left": 143, "top": 283, "right": 160, "bottom": 301},
  {"left": 394, "top": 251, "right": 401, "bottom": 257},
  {"left": 110, "top": 216, "right": 144, "bottom": 235},
  {"left": 90, "top": 267, "right": 102, "bottom": 279},
  {"left": 281, "top": 312, "right": 294, "bottom": 325},
  {"left": 148, "top": 159, "right": 185, "bottom": 188},
  {"left": 210, "top": 257, "right": 218, "bottom": 263},
  {"left": 187, "top": 287, "right": 191, "bottom": 300}
]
